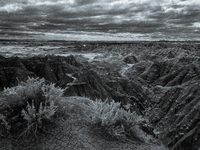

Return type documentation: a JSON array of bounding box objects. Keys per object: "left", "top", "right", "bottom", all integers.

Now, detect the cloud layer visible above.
[{"left": 0, "top": 0, "right": 200, "bottom": 40}]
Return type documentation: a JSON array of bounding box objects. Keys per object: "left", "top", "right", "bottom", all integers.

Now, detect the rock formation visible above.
[
  {"left": 0, "top": 42, "right": 200, "bottom": 149},
  {"left": 126, "top": 48, "right": 200, "bottom": 150},
  {"left": 123, "top": 55, "right": 138, "bottom": 64}
]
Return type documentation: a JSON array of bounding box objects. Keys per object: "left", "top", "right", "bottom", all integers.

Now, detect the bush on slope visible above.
[
  {"left": 0, "top": 77, "right": 65, "bottom": 138},
  {"left": 83, "top": 99, "right": 152, "bottom": 143}
]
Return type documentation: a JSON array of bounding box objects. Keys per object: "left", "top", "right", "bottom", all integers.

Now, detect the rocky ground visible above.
[{"left": 0, "top": 41, "right": 200, "bottom": 150}]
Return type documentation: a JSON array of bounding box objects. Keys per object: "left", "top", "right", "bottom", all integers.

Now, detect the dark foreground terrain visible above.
[{"left": 0, "top": 40, "right": 200, "bottom": 150}]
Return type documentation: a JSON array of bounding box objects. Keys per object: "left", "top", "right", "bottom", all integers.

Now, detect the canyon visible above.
[{"left": 0, "top": 40, "right": 200, "bottom": 150}]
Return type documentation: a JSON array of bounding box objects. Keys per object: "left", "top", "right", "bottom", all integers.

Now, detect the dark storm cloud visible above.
[
  {"left": 72, "top": 0, "right": 99, "bottom": 6},
  {"left": 147, "top": 4, "right": 200, "bottom": 25},
  {"left": 0, "top": 0, "right": 200, "bottom": 40}
]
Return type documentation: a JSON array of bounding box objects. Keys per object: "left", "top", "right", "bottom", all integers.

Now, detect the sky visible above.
[{"left": 0, "top": 0, "right": 200, "bottom": 41}]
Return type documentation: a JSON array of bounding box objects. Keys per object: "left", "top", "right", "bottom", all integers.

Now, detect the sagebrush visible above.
[
  {"left": 84, "top": 99, "right": 151, "bottom": 142},
  {"left": 0, "top": 77, "right": 65, "bottom": 138}
]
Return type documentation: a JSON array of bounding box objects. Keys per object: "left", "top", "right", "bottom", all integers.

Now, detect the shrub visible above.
[
  {"left": 84, "top": 99, "right": 150, "bottom": 142},
  {"left": 0, "top": 77, "right": 65, "bottom": 138}
]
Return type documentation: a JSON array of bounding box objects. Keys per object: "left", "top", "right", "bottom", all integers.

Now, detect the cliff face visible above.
[
  {"left": 125, "top": 49, "right": 200, "bottom": 150},
  {"left": 151, "top": 82, "right": 200, "bottom": 150},
  {"left": 0, "top": 55, "right": 80, "bottom": 89}
]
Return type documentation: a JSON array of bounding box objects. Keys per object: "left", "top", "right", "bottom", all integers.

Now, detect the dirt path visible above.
[{"left": 120, "top": 64, "right": 134, "bottom": 77}]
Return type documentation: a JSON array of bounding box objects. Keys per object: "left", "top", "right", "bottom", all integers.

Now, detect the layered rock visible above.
[
  {"left": 0, "top": 55, "right": 82, "bottom": 88},
  {"left": 149, "top": 81, "right": 200, "bottom": 150},
  {"left": 128, "top": 49, "right": 200, "bottom": 150}
]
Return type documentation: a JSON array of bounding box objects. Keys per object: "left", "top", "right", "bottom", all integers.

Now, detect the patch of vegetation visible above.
[
  {"left": 0, "top": 77, "right": 65, "bottom": 138},
  {"left": 84, "top": 99, "right": 152, "bottom": 143}
]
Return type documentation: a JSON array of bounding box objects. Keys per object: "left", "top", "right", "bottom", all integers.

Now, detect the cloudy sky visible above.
[{"left": 0, "top": 0, "right": 200, "bottom": 41}]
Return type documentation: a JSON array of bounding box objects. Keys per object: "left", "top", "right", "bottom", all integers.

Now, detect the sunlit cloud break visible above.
[
  {"left": 0, "top": 0, "right": 200, "bottom": 40},
  {"left": 0, "top": 3, "right": 23, "bottom": 12}
]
